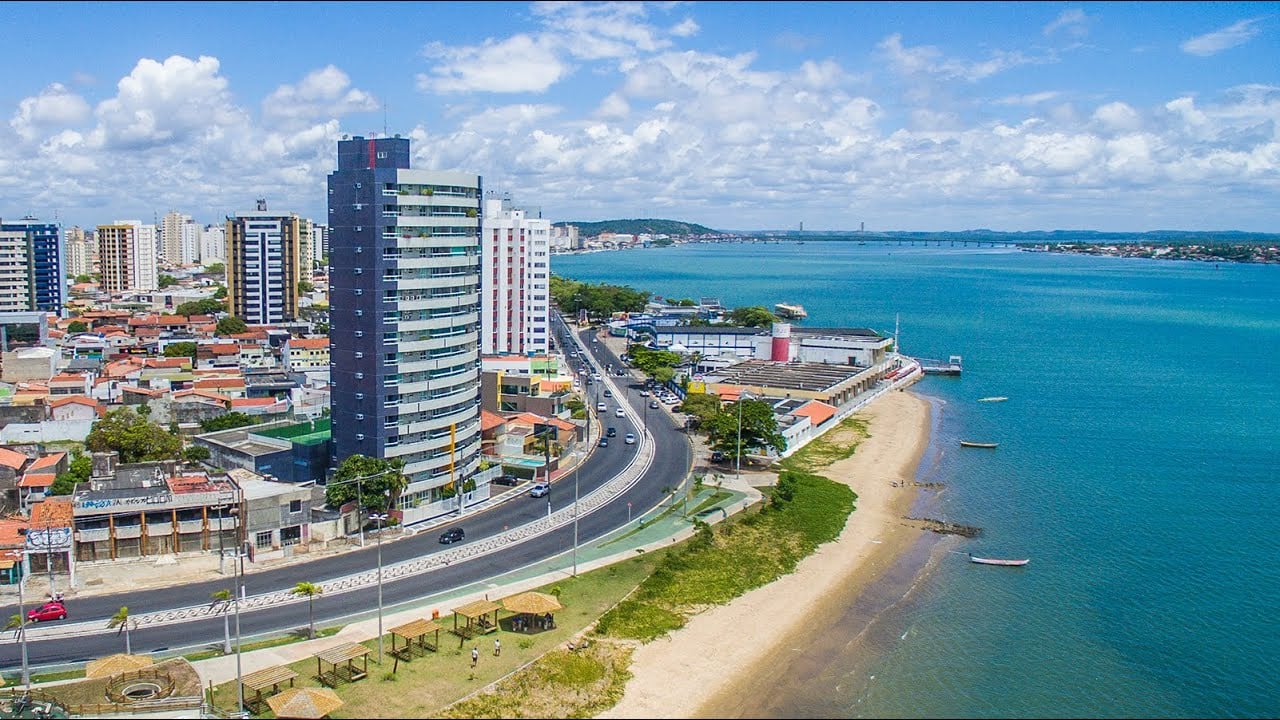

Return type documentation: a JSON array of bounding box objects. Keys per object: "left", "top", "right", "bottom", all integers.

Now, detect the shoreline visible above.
[{"left": 600, "top": 389, "right": 932, "bottom": 719}]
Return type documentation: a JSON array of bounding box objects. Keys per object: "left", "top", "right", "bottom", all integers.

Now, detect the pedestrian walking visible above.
[
  {"left": 494, "top": 638, "right": 501, "bottom": 656},
  {"left": 471, "top": 646, "right": 479, "bottom": 667}
]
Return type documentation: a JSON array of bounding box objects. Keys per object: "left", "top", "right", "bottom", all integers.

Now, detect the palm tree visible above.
[
  {"left": 210, "top": 589, "right": 233, "bottom": 654},
  {"left": 5, "top": 613, "right": 21, "bottom": 639},
  {"left": 107, "top": 606, "right": 133, "bottom": 654},
  {"left": 290, "top": 582, "right": 323, "bottom": 639}
]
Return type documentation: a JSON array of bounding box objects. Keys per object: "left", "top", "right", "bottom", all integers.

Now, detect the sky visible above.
[{"left": 1, "top": 1, "right": 1278, "bottom": 233}]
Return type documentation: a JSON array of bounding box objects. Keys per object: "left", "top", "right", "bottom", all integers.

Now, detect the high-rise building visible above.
[
  {"left": 328, "top": 135, "right": 483, "bottom": 521},
  {"left": 0, "top": 217, "right": 62, "bottom": 314},
  {"left": 97, "top": 220, "right": 157, "bottom": 294},
  {"left": 161, "top": 210, "right": 200, "bottom": 265},
  {"left": 312, "top": 223, "right": 328, "bottom": 268},
  {"left": 226, "top": 199, "right": 302, "bottom": 325},
  {"left": 199, "top": 223, "right": 226, "bottom": 265},
  {"left": 64, "top": 225, "right": 95, "bottom": 279},
  {"left": 481, "top": 194, "right": 551, "bottom": 356}
]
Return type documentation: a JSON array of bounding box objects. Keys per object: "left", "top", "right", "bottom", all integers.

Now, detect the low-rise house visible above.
[
  {"left": 17, "top": 451, "right": 66, "bottom": 511},
  {"left": 230, "top": 469, "right": 315, "bottom": 562},
  {"left": 48, "top": 395, "right": 101, "bottom": 421},
  {"left": 282, "top": 337, "right": 329, "bottom": 372}
]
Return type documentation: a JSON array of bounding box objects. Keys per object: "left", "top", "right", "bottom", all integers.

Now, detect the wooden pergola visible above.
[
  {"left": 388, "top": 618, "right": 443, "bottom": 672},
  {"left": 450, "top": 599, "right": 501, "bottom": 646},
  {"left": 313, "top": 642, "right": 371, "bottom": 688},
  {"left": 240, "top": 665, "right": 298, "bottom": 712}
]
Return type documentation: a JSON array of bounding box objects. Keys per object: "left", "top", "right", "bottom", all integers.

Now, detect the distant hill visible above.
[{"left": 553, "top": 218, "right": 720, "bottom": 236}]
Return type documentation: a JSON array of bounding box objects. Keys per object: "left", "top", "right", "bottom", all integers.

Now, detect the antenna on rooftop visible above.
[{"left": 383, "top": 102, "right": 388, "bottom": 137}]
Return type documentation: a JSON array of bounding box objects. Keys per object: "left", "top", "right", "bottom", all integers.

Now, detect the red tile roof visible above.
[
  {"left": 18, "top": 474, "right": 55, "bottom": 488},
  {"left": 26, "top": 453, "right": 66, "bottom": 472},
  {"left": 49, "top": 395, "right": 98, "bottom": 409},
  {"left": 793, "top": 400, "right": 837, "bottom": 427},
  {"left": 480, "top": 410, "right": 507, "bottom": 432},
  {"left": 288, "top": 337, "right": 329, "bottom": 350},
  {"left": 32, "top": 498, "right": 73, "bottom": 527}
]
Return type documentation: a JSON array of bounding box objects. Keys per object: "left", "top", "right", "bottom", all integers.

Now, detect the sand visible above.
[{"left": 599, "top": 389, "right": 932, "bottom": 719}]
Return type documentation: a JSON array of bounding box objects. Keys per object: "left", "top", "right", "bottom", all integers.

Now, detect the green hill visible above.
[{"left": 553, "top": 218, "right": 720, "bottom": 236}]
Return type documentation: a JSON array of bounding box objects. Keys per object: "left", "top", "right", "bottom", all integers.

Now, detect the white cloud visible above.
[
  {"left": 670, "top": 18, "right": 700, "bottom": 38},
  {"left": 1043, "top": 9, "right": 1091, "bottom": 38},
  {"left": 10, "top": 83, "right": 91, "bottom": 142},
  {"left": 877, "top": 33, "right": 1041, "bottom": 82},
  {"left": 1181, "top": 19, "right": 1262, "bottom": 57},
  {"left": 263, "top": 65, "right": 378, "bottom": 122},
  {"left": 995, "top": 91, "right": 1062, "bottom": 106},
  {"left": 1092, "top": 102, "right": 1142, "bottom": 132},
  {"left": 594, "top": 92, "right": 631, "bottom": 119},
  {"left": 93, "top": 55, "right": 247, "bottom": 149},
  {"left": 418, "top": 35, "right": 567, "bottom": 93}
]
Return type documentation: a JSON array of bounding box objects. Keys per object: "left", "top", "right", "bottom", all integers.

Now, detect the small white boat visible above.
[
  {"left": 978, "top": 396, "right": 1008, "bottom": 403},
  {"left": 969, "top": 554, "right": 1029, "bottom": 567}
]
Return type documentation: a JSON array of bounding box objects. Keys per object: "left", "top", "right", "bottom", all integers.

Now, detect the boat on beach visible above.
[
  {"left": 959, "top": 440, "right": 998, "bottom": 448},
  {"left": 977, "top": 396, "right": 1008, "bottom": 402},
  {"left": 969, "top": 554, "right": 1029, "bottom": 567}
]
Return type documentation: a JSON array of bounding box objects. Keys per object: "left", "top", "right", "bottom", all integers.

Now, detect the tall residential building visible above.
[
  {"left": 0, "top": 217, "right": 63, "bottom": 314},
  {"left": 481, "top": 194, "right": 551, "bottom": 356},
  {"left": 64, "top": 225, "right": 95, "bottom": 279},
  {"left": 312, "top": 223, "right": 328, "bottom": 268},
  {"left": 199, "top": 223, "right": 226, "bottom": 265},
  {"left": 160, "top": 210, "right": 200, "bottom": 265},
  {"left": 298, "top": 217, "right": 319, "bottom": 275},
  {"left": 226, "top": 199, "right": 302, "bottom": 325},
  {"left": 328, "top": 135, "right": 482, "bottom": 520},
  {"left": 97, "top": 221, "right": 158, "bottom": 294}
]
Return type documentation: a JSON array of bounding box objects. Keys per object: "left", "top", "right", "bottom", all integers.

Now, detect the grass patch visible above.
[
  {"left": 14, "top": 668, "right": 85, "bottom": 685},
  {"left": 440, "top": 643, "right": 633, "bottom": 719},
  {"left": 687, "top": 489, "right": 731, "bottom": 517},
  {"left": 776, "top": 416, "right": 869, "bottom": 473},
  {"left": 181, "top": 626, "right": 341, "bottom": 662},
  {"left": 205, "top": 552, "right": 661, "bottom": 718},
  {"left": 595, "top": 470, "right": 854, "bottom": 643}
]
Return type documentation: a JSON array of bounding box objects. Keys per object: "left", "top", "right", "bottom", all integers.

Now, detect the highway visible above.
[{"left": 0, "top": 315, "right": 692, "bottom": 668}]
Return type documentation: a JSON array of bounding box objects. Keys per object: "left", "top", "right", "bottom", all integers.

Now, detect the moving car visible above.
[
  {"left": 606, "top": 427, "right": 617, "bottom": 437},
  {"left": 438, "top": 527, "right": 465, "bottom": 544},
  {"left": 603, "top": 389, "right": 612, "bottom": 398},
  {"left": 614, "top": 408, "right": 625, "bottom": 417},
  {"left": 649, "top": 400, "right": 660, "bottom": 409},
  {"left": 639, "top": 390, "right": 649, "bottom": 397},
  {"left": 529, "top": 482, "right": 550, "bottom": 498},
  {"left": 624, "top": 433, "right": 636, "bottom": 445},
  {"left": 27, "top": 601, "right": 67, "bottom": 623},
  {"left": 597, "top": 402, "right": 607, "bottom": 412},
  {"left": 598, "top": 437, "right": 609, "bottom": 448}
]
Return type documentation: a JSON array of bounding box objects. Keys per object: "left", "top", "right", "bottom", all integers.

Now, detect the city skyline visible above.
[{"left": 2, "top": 2, "right": 1278, "bottom": 232}]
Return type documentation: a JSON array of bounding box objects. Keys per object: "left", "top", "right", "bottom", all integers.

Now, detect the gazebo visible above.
[
  {"left": 85, "top": 653, "right": 154, "bottom": 679},
  {"left": 266, "top": 686, "right": 344, "bottom": 719},
  {"left": 239, "top": 664, "right": 298, "bottom": 712},
  {"left": 388, "top": 618, "right": 443, "bottom": 671},
  {"left": 501, "top": 591, "right": 563, "bottom": 633},
  {"left": 450, "top": 599, "right": 501, "bottom": 646},
  {"left": 313, "top": 642, "right": 371, "bottom": 688}
]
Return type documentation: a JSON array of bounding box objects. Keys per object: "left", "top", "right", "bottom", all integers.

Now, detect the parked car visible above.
[
  {"left": 492, "top": 474, "right": 519, "bottom": 486},
  {"left": 624, "top": 433, "right": 636, "bottom": 445},
  {"left": 529, "top": 482, "right": 550, "bottom": 498},
  {"left": 27, "top": 601, "right": 67, "bottom": 623},
  {"left": 614, "top": 408, "right": 625, "bottom": 417},
  {"left": 438, "top": 527, "right": 465, "bottom": 544},
  {"left": 710, "top": 450, "right": 726, "bottom": 463},
  {"left": 598, "top": 437, "right": 609, "bottom": 448},
  {"left": 606, "top": 427, "right": 617, "bottom": 437}
]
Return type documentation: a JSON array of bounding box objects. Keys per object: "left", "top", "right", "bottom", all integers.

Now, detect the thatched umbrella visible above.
[
  {"left": 501, "top": 591, "right": 563, "bottom": 615},
  {"left": 85, "top": 653, "right": 153, "bottom": 679},
  {"left": 267, "top": 686, "right": 344, "bottom": 719}
]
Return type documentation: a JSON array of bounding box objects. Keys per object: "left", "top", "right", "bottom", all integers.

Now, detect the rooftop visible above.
[{"left": 703, "top": 358, "right": 869, "bottom": 393}]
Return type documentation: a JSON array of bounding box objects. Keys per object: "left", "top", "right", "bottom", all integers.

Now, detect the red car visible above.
[{"left": 27, "top": 601, "right": 67, "bottom": 622}]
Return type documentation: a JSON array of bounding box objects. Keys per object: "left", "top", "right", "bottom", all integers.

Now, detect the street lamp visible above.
[
  {"left": 7, "top": 549, "right": 30, "bottom": 688},
  {"left": 572, "top": 465, "right": 580, "bottom": 576},
  {"left": 233, "top": 540, "right": 248, "bottom": 714},
  {"left": 370, "top": 511, "right": 389, "bottom": 664}
]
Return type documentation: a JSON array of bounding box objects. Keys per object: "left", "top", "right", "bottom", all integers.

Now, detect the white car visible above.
[
  {"left": 597, "top": 402, "right": 607, "bottom": 411},
  {"left": 639, "top": 390, "right": 650, "bottom": 397},
  {"left": 624, "top": 433, "right": 636, "bottom": 444},
  {"left": 614, "top": 407, "right": 625, "bottom": 417}
]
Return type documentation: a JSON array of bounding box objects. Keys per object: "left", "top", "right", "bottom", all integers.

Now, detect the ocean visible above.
[{"left": 553, "top": 242, "right": 1280, "bottom": 718}]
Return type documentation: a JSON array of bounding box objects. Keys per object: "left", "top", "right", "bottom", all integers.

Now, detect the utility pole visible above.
[{"left": 572, "top": 465, "right": 580, "bottom": 576}]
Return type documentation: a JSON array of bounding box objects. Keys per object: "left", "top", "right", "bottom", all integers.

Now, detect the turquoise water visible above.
[{"left": 554, "top": 243, "right": 1280, "bottom": 718}]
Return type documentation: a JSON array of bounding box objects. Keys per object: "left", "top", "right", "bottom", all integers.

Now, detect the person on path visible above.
[
  {"left": 471, "top": 646, "right": 479, "bottom": 667},
  {"left": 494, "top": 638, "right": 501, "bottom": 656}
]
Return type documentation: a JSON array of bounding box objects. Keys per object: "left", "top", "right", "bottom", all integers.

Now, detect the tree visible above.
[
  {"left": 212, "top": 285, "right": 228, "bottom": 300},
  {"left": 67, "top": 320, "right": 88, "bottom": 333},
  {"left": 210, "top": 589, "right": 233, "bottom": 654},
  {"left": 676, "top": 298, "right": 697, "bottom": 307},
  {"left": 627, "top": 344, "right": 682, "bottom": 380},
  {"left": 163, "top": 341, "right": 197, "bottom": 361},
  {"left": 183, "top": 446, "right": 211, "bottom": 464},
  {"left": 158, "top": 274, "right": 177, "bottom": 289},
  {"left": 175, "top": 298, "right": 225, "bottom": 317},
  {"left": 325, "top": 455, "right": 407, "bottom": 515},
  {"left": 5, "top": 613, "right": 22, "bottom": 639},
  {"left": 703, "top": 399, "right": 787, "bottom": 461},
  {"left": 314, "top": 322, "right": 329, "bottom": 335},
  {"left": 200, "top": 412, "right": 257, "bottom": 433},
  {"left": 290, "top": 582, "right": 323, "bottom": 639},
  {"left": 50, "top": 454, "right": 92, "bottom": 495},
  {"left": 216, "top": 317, "right": 248, "bottom": 336},
  {"left": 727, "top": 305, "right": 779, "bottom": 328},
  {"left": 107, "top": 606, "right": 134, "bottom": 654},
  {"left": 297, "top": 279, "right": 314, "bottom": 294},
  {"left": 204, "top": 262, "right": 225, "bottom": 276},
  {"left": 680, "top": 392, "right": 721, "bottom": 425},
  {"left": 74, "top": 274, "right": 92, "bottom": 284},
  {"left": 87, "top": 407, "right": 182, "bottom": 463}
]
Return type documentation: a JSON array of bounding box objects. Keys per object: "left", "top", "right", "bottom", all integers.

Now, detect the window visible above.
[
  {"left": 255, "top": 531, "right": 273, "bottom": 549},
  {"left": 289, "top": 499, "right": 302, "bottom": 514},
  {"left": 281, "top": 525, "right": 302, "bottom": 546}
]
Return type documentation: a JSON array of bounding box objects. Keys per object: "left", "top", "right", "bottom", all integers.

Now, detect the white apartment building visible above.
[
  {"left": 161, "top": 211, "right": 200, "bottom": 265},
  {"left": 98, "top": 220, "right": 158, "bottom": 293},
  {"left": 200, "top": 224, "right": 226, "bottom": 264},
  {"left": 65, "top": 226, "right": 95, "bottom": 278},
  {"left": 480, "top": 194, "right": 551, "bottom": 356},
  {"left": 0, "top": 229, "right": 33, "bottom": 311}
]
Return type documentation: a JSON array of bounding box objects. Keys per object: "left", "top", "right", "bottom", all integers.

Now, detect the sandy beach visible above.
[{"left": 600, "top": 389, "right": 932, "bottom": 719}]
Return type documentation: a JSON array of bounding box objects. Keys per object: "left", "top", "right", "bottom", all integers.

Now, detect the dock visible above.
[{"left": 919, "top": 354, "right": 962, "bottom": 375}]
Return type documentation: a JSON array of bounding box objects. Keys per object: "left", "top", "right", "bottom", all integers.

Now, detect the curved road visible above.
[{"left": 1, "top": 317, "right": 692, "bottom": 668}]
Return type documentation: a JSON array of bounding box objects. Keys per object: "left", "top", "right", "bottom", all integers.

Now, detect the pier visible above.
[{"left": 918, "top": 355, "right": 962, "bottom": 375}]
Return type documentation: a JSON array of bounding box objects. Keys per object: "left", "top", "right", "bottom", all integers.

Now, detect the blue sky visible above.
[{"left": 1, "top": 1, "right": 1277, "bottom": 232}]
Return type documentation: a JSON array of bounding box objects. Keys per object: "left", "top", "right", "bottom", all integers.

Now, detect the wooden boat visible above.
[
  {"left": 969, "top": 554, "right": 1029, "bottom": 567},
  {"left": 977, "top": 396, "right": 1008, "bottom": 403},
  {"left": 959, "top": 440, "right": 998, "bottom": 448}
]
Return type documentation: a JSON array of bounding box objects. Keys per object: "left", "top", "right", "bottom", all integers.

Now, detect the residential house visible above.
[{"left": 282, "top": 337, "right": 329, "bottom": 372}]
